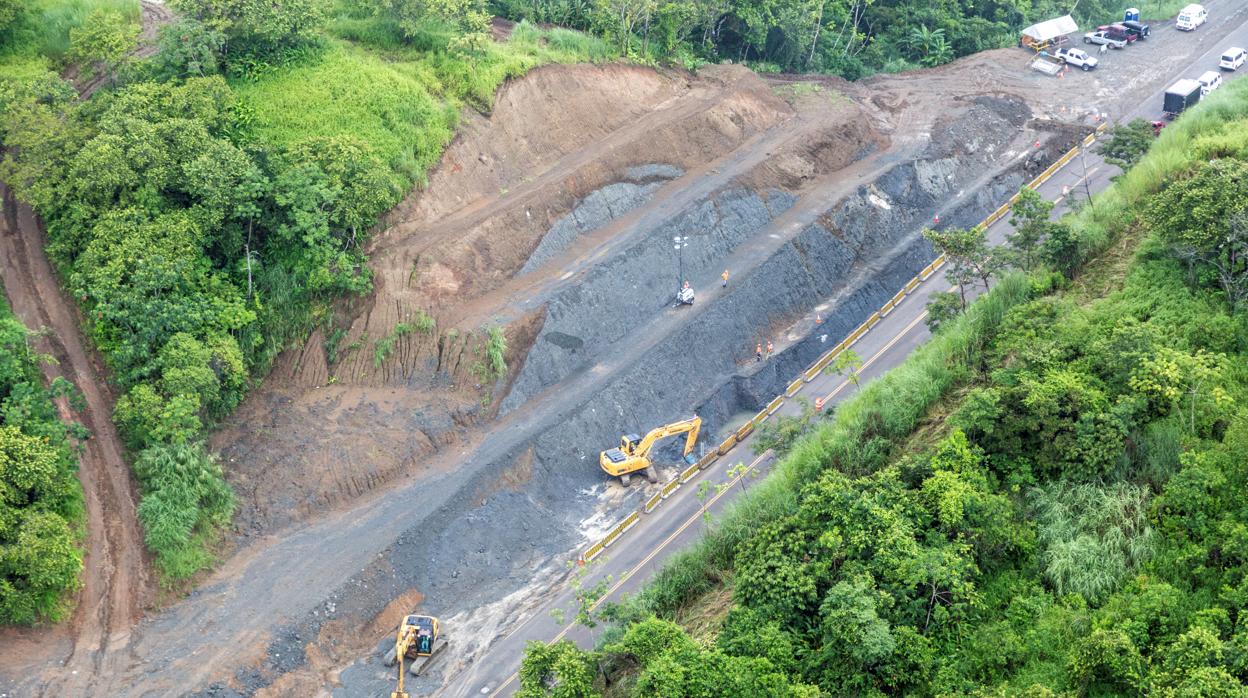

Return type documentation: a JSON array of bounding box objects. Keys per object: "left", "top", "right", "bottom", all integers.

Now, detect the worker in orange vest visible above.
[
  {"left": 722, "top": 269, "right": 729, "bottom": 287},
  {"left": 766, "top": 340, "right": 774, "bottom": 358},
  {"left": 755, "top": 343, "right": 762, "bottom": 362}
]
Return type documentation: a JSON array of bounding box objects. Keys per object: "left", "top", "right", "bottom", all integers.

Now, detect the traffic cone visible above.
[
  {"left": 933, "top": 214, "right": 941, "bottom": 225},
  {"left": 815, "top": 314, "right": 822, "bottom": 324},
  {"left": 815, "top": 397, "right": 824, "bottom": 411}
]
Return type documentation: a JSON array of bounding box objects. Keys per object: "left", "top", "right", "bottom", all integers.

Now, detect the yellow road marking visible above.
[{"left": 486, "top": 450, "right": 770, "bottom": 697}]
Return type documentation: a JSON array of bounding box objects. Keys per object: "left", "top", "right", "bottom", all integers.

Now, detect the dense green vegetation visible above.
[
  {"left": 518, "top": 70, "right": 1248, "bottom": 697},
  {"left": 0, "top": 295, "right": 85, "bottom": 624},
  {"left": 490, "top": 0, "right": 1193, "bottom": 77},
  {"left": 0, "top": 0, "right": 611, "bottom": 583}
]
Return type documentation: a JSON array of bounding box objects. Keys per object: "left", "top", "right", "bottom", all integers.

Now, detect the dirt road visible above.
[{"left": 0, "top": 186, "right": 151, "bottom": 694}]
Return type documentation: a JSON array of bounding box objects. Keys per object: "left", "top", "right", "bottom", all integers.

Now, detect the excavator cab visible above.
[
  {"left": 621, "top": 433, "right": 642, "bottom": 454},
  {"left": 386, "top": 614, "right": 447, "bottom": 698}
]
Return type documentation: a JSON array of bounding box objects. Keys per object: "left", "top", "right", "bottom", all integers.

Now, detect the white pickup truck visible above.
[{"left": 1055, "top": 47, "right": 1099, "bottom": 70}]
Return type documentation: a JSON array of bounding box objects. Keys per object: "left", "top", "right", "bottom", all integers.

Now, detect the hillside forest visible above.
[
  {"left": 517, "top": 77, "right": 1248, "bottom": 695},
  {"left": 0, "top": 0, "right": 612, "bottom": 610}
]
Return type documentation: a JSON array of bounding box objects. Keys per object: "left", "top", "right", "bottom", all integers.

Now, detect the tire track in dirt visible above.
[{"left": 0, "top": 186, "right": 150, "bottom": 695}]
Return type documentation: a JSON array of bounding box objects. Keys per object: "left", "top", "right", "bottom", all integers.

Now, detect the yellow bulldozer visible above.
[
  {"left": 600, "top": 415, "right": 701, "bottom": 485},
  {"left": 384, "top": 614, "right": 447, "bottom": 698}
]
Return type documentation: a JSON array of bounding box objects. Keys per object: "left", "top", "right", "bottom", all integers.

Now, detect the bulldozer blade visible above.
[{"left": 408, "top": 640, "right": 449, "bottom": 676}]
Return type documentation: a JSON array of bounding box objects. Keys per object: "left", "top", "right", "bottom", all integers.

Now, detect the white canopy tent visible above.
[{"left": 1021, "top": 15, "right": 1079, "bottom": 48}]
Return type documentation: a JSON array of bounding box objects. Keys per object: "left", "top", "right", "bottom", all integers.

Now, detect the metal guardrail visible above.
[{"left": 578, "top": 125, "right": 1109, "bottom": 564}]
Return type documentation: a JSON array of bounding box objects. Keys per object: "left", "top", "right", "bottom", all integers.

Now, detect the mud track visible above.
[{"left": 0, "top": 186, "right": 151, "bottom": 694}]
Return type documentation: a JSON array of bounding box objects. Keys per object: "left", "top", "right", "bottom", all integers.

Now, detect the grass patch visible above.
[
  {"left": 236, "top": 18, "right": 616, "bottom": 196},
  {"left": 0, "top": 0, "right": 139, "bottom": 64}
]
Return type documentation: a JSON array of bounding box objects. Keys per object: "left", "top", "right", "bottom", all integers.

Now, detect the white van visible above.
[
  {"left": 1197, "top": 70, "right": 1223, "bottom": 96},
  {"left": 1177, "top": 4, "right": 1207, "bottom": 31},
  {"left": 1221, "top": 47, "right": 1247, "bottom": 70}
]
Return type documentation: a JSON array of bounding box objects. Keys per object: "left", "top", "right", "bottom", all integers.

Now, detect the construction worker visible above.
[
  {"left": 766, "top": 340, "right": 774, "bottom": 358},
  {"left": 755, "top": 343, "right": 762, "bottom": 362},
  {"left": 721, "top": 269, "right": 729, "bottom": 287}
]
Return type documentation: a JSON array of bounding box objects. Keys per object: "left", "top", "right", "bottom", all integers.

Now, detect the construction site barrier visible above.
[
  {"left": 698, "top": 451, "right": 718, "bottom": 469},
  {"left": 1096, "top": 121, "right": 1108, "bottom": 134},
  {"left": 583, "top": 539, "right": 605, "bottom": 563},
  {"left": 904, "top": 278, "right": 920, "bottom": 294},
  {"left": 918, "top": 262, "right": 937, "bottom": 281},
  {"left": 753, "top": 408, "right": 770, "bottom": 425},
  {"left": 643, "top": 491, "right": 663, "bottom": 514},
  {"left": 735, "top": 421, "right": 754, "bottom": 441},
  {"left": 767, "top": 396, "right": 785, "bottom": 415},
  {"left": 603, "top": 511, "right": 639, "bottom": 548},
  {"left": 785, "top": 378, "right": 804, "bottom": 397},
  {"left": 804, "top": 364, "right": 822, "bottom": 382},
  {"left": 879, "top": 299, "right": 895, "bottom": 316},
  {"left": 717, "top": 436, "right": 736, "bottom": 456},
  {"left": 890, "top": 289, "right": 905, "bottom": 309},
  {"left": 680, "top": 463, "right": 701, "bottom": 484},
  {"left": 660, "top": 477, "right": 681, "bottom": 500},
  {"left": 865, "top": 311, "right": 882, "bottom": 330},
  {"left": 1082, "top": 132, "right": 1096, "bottom": 147}
]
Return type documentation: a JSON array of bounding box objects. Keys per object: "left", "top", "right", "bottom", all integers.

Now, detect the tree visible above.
[
  {"left": 1007, "top": 187, "right": 1054, "bottom": 271},
  {"left": 1129, "top": 347, "right": 1230, "bottom": 434},
  {"left": 902, "top": 26, "right": 952, "bottom": 67},
  {"left": 924, "top": 291, "right": 962, "bottom": 333},
  {"left": 825, "top": 348, "right": 864, "bottom": 392},
  {"left": 922, "top": 226, "right": 998, "bottom": 309},
  {"left": 1098, "top": 118, "right": 1155, "bottom": 171},
  {"left": 167, "top": 0, "right": 325, "bottom": 61},
  {"left": 1147, "top": 158, "right": 1248, "bottom": 254},
  {"left": 1041, "top": 220, "right": 1080, "bottom": 278},
  {"left": 0, "top": 0, "right": 22, "bottom": 33},
  {"left": 154, "top": 19, "right": 228, "bottom": 78},
  {"left": 518, "top": 640, "right": 600, "bottom": 697},
  {"left": 1171, "top": 211, "right": 1248, "bottom": 311},
  {"left": 69, "top": 9, "right": 140, "bottom": 83},
  {"left": 371, "top": 0, "right": 490, "bottom": 47}
]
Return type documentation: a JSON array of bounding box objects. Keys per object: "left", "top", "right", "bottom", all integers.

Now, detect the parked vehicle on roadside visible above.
[
  {"left": 1176, "top": 4, "right": 1207, "bottom": 31},
  {"left": 1084, "top": 31, "right": 1128, "bottom": 49},
  {"left": 1197, "top": 70, "right": 1223, "bottom": 96},
  {"left": 1163, "top": 78, "right": 1202, "bottom": 118},
  {"left": 1055, "top": 47, "right": 1099, "bottom": 70},
  {"left": 1221, "top": 47, "right": 1247, "bottom": 70},
  {"left": 1121, "top": 20, "right": 1151, "bottom": 39},
  {"left": 1097, "top": 23, "right": 1138, "bottom": 43}
]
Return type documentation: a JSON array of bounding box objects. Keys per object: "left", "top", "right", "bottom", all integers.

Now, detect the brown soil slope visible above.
[{"left": 213, "top": 63, "right": 815, "bottom": 535}]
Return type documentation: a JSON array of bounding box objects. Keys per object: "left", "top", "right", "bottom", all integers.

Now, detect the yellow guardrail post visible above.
[
  {"left": 660, "top": 477, "right": 681, "bottom": 500},
  {"left": 643, "top": 491, "right": 663, "bottom": 514},
  {"left": 680, "top": 463, "right": 700, "bottom": 484}
]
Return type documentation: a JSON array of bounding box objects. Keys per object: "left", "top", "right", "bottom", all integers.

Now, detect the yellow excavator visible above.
[
  {"left": 600, "top": 415, "right": 701, "bottom": 485},
  {"left": 384, "top": 614, "right": 446, "bottom": 698}
]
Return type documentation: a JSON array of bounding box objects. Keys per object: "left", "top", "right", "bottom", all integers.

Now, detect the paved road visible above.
[{"left": 444, "top": 14, "right": 1248, "bottom": 698}]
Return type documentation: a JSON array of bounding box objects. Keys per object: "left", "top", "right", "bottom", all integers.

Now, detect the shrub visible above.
[{"left": 133, "top": 442, "right": 234, "bottom": 581}]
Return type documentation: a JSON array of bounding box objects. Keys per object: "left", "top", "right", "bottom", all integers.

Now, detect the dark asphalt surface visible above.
[{"left": 443, "top": 13, "right": 1248, "bottom": 697}]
